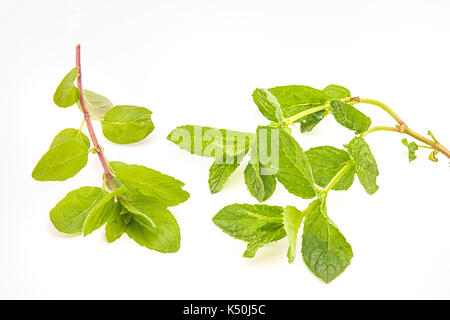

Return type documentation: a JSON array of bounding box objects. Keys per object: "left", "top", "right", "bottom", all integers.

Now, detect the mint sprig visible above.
[
  {"left": 169, "top": 83, "right": 450, "bottom": 283},
  {"left": 32, "top": 45, "right": 189, "bottom": 253}
]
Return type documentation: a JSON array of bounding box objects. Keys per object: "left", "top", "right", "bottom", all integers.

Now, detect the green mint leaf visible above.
[
  {"left": 268, "top": 85, "right": 328, "bottom": 118},
  {"left": 305, "top": 146, "right": 355, "bottom": 191},
  {"left": 283, "top": 205, "right": 305, "bottom": 264},
  {"left": 322, "top": 84, "right": 351, "bottom": 100},
  {"left": 105, "top": 212, "right": 129, "bottom": 243},
  {"left": 244, "top": 163, "right": 276, "bottom": 202},
  {"left": 82, "top": 188, "right": 126, "bottom": 236},
  {"left": 50, "top": 187, "right": 106, "bottom": 234},
  {"left": 295, "top": 85, "right": 351, "bottom": 133},
  {"left": 263, "top": 127, "right": 316, "bottom": 199},
  {"left": 78, "top": 89, "right": 113, "bottom": 120},
  {"left": 208, "top": 160, "right": 242, "bottom": 194},
  {"left": 298, "top": 106, "right": 328, "bottom": 133},
  {"left": 212, "top": 204, "right": 286, "bottom": 258},
  {"left": 110, "top": 161, "right": 190, "bottom": 207},
  {"left": 301, "top": 199, "right": 353, "bottom": 283},
  {"left": 49, "top": 128, "right": 90, "bottom": 149},
  {"left": 252, "top": 88, "right": 283, "bottom": 122},
  {"left": 346, "top": 136, "right": 379, "bottom": 194},
  {"left": 243, "top": 143, "right": 276, "bottom": 202},
  {"left": 167, "top": 125, "right": 253, "bottom": 159},
  {"left": 330, "top": 100, "right": 372, "bottom": 133},
  {"left": 122, "top": 194, "right": 181, "bottom": 253},
  {"left": 101, "top": 105, "right": 154, "bottom": 144},
  {"left": 330, "top": 100, "right": 372, "bottom": 134},
  {"left": 401, "top": 138, "right": 418, "bottom": 162},
  {"left": 53, "top": 67, "right": 80, "bottom": 108},
  {"left": 32, "top": 130, "right": 90, "bottom": 181}
]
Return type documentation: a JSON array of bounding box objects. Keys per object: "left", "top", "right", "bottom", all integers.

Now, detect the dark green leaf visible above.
[
  {"left": 50, "top": 187, "right": 106, "bottom": 234},
  {"left": 212, "top": 204, "right": 286, "bottom": 258},
  {"left": 301, "top": 199, "right": 353, "bottom": 283},
  {"left": 252, "top": 88, "right": 283, "bottom": 122},
  {"left": 102, "top": 105, "right": 154, "bottom": 144},
  {"left": 110, "top": 161, "right": 190, "bottom": 207},
  {"left": 330, "top": 100, "right": 372, "bottom": 134},
  {"left": 53, "top": 67, "right": 80, "bottom": 108},
  {"left": 346, "top": 137, "right": 379, "bottom": 194},
  {"left": 305, "top": 146, "right": 355, "bottom": 191},
  {"left": 298, "top": 106, "right": 328, "bottom": 133},
  {"left": 401, "top": 138, "right": 419, "bottom": 162}
]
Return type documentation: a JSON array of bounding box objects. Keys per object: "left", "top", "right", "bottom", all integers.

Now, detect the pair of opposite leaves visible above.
[{"left": 33, "top": 67, "right": 189, "bottom": 253}]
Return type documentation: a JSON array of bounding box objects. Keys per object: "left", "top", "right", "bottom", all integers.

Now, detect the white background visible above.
[{"left": 1, "top": 0, "right": 450, "bottom": 299}]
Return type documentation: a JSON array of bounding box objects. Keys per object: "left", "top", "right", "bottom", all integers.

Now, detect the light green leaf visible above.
[
  {"left": 346, "top": 137, "right": 379, "bottom": 194},
  {"left": 110, "top": 161, "right": 190, "bottom": 207},
  {"left": 82, "top": 188, "right": 126, "bottom": 236},
  {"left": 50, "top": 128, "right": 90, "bottom": 149},
  {"left": 283, "top": 205, "right": 305, "bottom": 264},
  {"left": 268, "top": 85, "right": 328, "bottom": 119},
  {"left": 305, "top": 146, "right": 355, "bottom": 191},
  {"left": 252, "top": 88, "right": 283, "bottom": 122},
  {"left": 105, "top": 213, "right": 128, "bottom": 243},
  {"left": 401, "top": 138, "right": 419, "bottom": 162},
  {"left": 167, "top": 125, "right": 253, "bottom": 159},
  {"left": 79, "top": 89, "right": 113, "bottom": 120},
  {"left": 123, "top": 195, "right": 181, "bottom": 253},
  {"left": 208, "top": 161, "right": 241, "bottom": 194},
  {"left": 322, "top": 84, "right": 351, "bottom": 100},
  {"left": 244, "top": 162, "right": 276, "bottom": 202},
  {"left": 301, "top": 199, "right": 353, "bottom": 283},
  {"left": 262, "top": 127, "right": 316, "bottom": 199},
  {"left": 212, "top": 204, "right": 286, "bottom": 258},
  {"left": 102, "top": 105, "right": 154, "bottom": 144},
  {"left": 53, "top": 67, "right": 80, "bottom": 108},
  {"left": 50, "top": 187, "right": 106, "bottom": 234},
  {"left": 32, "top": 131, "right": 89, "bottom": 181},
  {"left": 244, "top": 143, "right": 276, "bottom": 202},
  {"left": 330, "top": 100, "right": 372, "bottom": 134}
]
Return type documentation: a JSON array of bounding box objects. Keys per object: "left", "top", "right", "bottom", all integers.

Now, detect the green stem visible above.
[
  {"left": 78, "top": 118, "right": 85, "bottom": 132},
  {"left": 403, "top": 127, "right": 450, "bottom": 159},
  {"left": 363, "top": 125, "right": 450, "bottom": 159},
  {"left": 284, "top": 104, "right": 329, "bottom": 125},
  {"left": 361, "top": 125, "right": 399, "bottom": 137},
  {"left": 357, "top": 98, "right": 405, "bottom": 125},
  {"left": 324, "top": 160, "right": 354, "bottom": 193},
  {"left": 284, "top": 97, "right": 356, "bottom": 125}
]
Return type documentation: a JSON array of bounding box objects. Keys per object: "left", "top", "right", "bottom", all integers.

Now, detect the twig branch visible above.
[{"left": 75, "top": 44, "right": 115, "bottom": 189}]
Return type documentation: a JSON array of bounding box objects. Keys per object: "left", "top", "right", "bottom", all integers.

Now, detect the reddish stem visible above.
[{"left": 75, "top": 44, "right": 115, "bottom": 189}]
